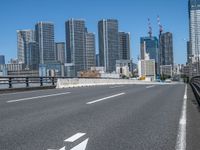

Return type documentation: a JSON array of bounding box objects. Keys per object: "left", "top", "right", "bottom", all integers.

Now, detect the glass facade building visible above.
[
  {"left": 35, "top": 22, "right": 55, "bottom": 64},
  {"left": 98, "top": 19, "right": 119, "bottom": 73},
  {"left": 55, "top": 42, "right": 65, "bottom": 64},
  {"left": 39, "top": 63, "right": 62, "bottom": 77},
  {"left": 189, "top": 0, "right": 200, "bottom": 62},
  {"left": 28, "top": 42, "right": 39, "bottom": 70},
  {"left": 65, "top": 19, "right": 86, "bottom": 75},
  {"left": 85, "top": 32, "right": 96, "bottom": 70},
  {"left": 159, "top": 32, "right": 174, "bottom": 66},
  {"left": 119, "top": 32, "right": 131, "bottom": 60},
  {"left": 140, "top": 36, "right": 159, "bottom": 62},
  {"left": 140, "top": 36, "right": 159, "bottom": 74},
  {"left": 187, "top": 41, "right": 192, "bottom": 63},
  {"left": 0, "top": 55, "right": 5, "bottom": 65}
]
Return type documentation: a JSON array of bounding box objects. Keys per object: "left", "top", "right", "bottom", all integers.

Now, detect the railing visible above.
[
  {"left": 190, "top": 76, "right": 200, "bottom": 106},
  {"left": 0, "top": 76, "right": 134, "bottom": 90},
  {"left": 0, "top": 76, "right": 115, "bottom": 90},
  {"left": 0, "top": 76, "right": 58, "bottom": 89}
]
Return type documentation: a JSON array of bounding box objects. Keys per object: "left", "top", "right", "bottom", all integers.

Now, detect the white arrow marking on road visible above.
[
  {"left": 59, "top": 146, "right": 66, "bottom": 150},
  {"left": 64, "top": 133, "right": 86, "bottom": 142},
  {"left": 70, "top": 138, "right": 89, "bottom": 150},
  {"left": 86, "top": 92, "right": 125, "bottom": 104},
  {"left": 47, "top": 146, "right": 65, "bottom": 150}
]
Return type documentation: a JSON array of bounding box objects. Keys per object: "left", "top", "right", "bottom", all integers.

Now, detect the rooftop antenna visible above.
[{"left": 148, "top": 18, "right": 152, "bottom": 37}]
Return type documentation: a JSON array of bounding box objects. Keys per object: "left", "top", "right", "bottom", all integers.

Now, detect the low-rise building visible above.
[
  {"left": 39, "top": 63, "right": 63, "bottom": 77},
  {"left": 64, "top": 63, "right": 75, "bottom": 77},
  {"left": 160, "top": 65, "right": 173, "bottom": 77},
  {"left": 138, "top": 59, "right": 156, "bottom": 81},
  {"left": 116, "top": 60, "right": 133, "bottom": 78}
]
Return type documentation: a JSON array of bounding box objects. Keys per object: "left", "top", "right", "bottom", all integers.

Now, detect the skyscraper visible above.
[
  {"left": 159, "top": 32, "right": 174, "bottom": 66},
  {"left": 28, "top": 42, "right": 39, "bottom": 70},
  {"left": 119, "top": 32, "right": 131, "bottom": 60},
  {"left": 189, "top": 0, "right": 200, "bottom": 62},
  {"left": 187, "top": 41, "right": 192, "bottom": 63},
  {"left": 140, "top": 36, "right": 159, "bottom": 74},
  {"left": 17, "top": 30, "right": 35, "bottom": 65},
  {"left": 140, "top": 36, "right": 159, "bottom": 62},
  {"left": 55, "top": 42, "right": 65, "bottom": 64},
  {"left": 96, "top": 54, "right": 100, "bottom": 67},
  {"left": 0, "top": 55, "right": 5, "bottom": 64},
  {"left": 98, "top": 19, "right": 119, "bottom": 72},
  {"left": 35, "top": 22, "right": 55, "bottom": 64},
  {"left": 65, "top": 19, "right": 86, "bottom": 75},
  {"left": 85, "top": 32, "right": 96, "bottom": 70}
]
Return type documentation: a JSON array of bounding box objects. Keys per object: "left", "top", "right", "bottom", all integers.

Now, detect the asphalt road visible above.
[{"left": 0, "top": 83, "right": 199, "bottom": 150}]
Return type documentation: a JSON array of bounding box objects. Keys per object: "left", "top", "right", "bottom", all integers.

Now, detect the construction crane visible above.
[
  {"left": 148, "top": 18, "right": 152, "bottom": 37},
  {"left": 157, "top": 15, "right": 163, "bottom": 36}
]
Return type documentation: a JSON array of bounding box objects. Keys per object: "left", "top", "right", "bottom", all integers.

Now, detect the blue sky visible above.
[{"left": 0, "top": 0, "right": 188, "bottom": 64}]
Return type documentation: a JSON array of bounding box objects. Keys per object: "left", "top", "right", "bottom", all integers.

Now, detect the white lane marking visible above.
[
  {"left": 175, "top": 84, "right": 187, "bottom": 150},
  {"left": 146, "top": 85, "right": 155, "bottom": 88},
  {"left": 48, "top": 146, "right": 66, "bottom": 150},
  {"left": 70, "top": 138, "right": 89, "bottom": 150},
  {"left": 0, "top": 88, "right": 58, "bottom": 96},
  {"left": 64, "top": 133, "right": 86, "bottom": 143},
  {"left": 86, "top": 92, "right": 125, "bottom": 105},
  {"left": 109, "top": 85, "right": 124, "bottom": 89},
  {"left": 7, "top": 92, "right": 71, "bottom": 103}
]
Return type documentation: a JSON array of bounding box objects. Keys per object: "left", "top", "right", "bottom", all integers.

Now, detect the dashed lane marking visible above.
[
  {"left": 109, "top": 85, "right": 124, "bottom": 88},
  {"left": 86, "top": 92, "right": 125, "bottom": 105},
  {"left": 7, "top": 92, "right": 71, "bottom": 103},
  {"left": 146, "top": 85, "right": 155, "bottom": 88}
]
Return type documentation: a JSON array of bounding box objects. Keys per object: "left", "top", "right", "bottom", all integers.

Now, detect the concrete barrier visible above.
[{"left": 56, "top": 78, "right": 165, "bottom": 89}]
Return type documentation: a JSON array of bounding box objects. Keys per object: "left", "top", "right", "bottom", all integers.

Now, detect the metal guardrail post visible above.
[
  {"left": 9, "top": 77, "right": 12, "bottom": 88},
  {"left": 40, "top": 77, "right": 43, "bottom": 86},
  {"left": 26, "top": 77, "right": 29, "bottom": 87}
]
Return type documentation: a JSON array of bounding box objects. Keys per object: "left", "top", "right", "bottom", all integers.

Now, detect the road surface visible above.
[{"left": 0, "top": 84, "right": 199, "bottom": 150}]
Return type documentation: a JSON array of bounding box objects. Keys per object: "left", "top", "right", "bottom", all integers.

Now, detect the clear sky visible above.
[{"left": 0, "top": 0, "right": 188, "bottom": 64}]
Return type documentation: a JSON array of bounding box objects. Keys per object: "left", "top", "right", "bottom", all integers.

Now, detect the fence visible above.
[
  {"left": 190, "top": 76, "right": 200, "bottom": 106},
  {"left": 0, "top": 76, "right": 57, "bottom": 89},
  {"left": 0, "top": 76, "right": 120, "bottom": 90}
]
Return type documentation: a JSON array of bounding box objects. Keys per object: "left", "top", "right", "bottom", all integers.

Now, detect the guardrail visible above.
[
  {"left": 0, "top": 76, "right": 119, "bottom": 90},
  {"left": 0, "top": 76, "right": 57, "bottom": 89},
  {"left": 56, "top": 78, "right": 161, "bottom": 88},
  {"left": 190, "top": 76, "right": 200, "bottom": 106},
  {"left": 0, "top": 76, "right": 166, "bottom": 91}
]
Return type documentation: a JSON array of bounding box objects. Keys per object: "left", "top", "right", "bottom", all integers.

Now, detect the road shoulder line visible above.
[{"left": 175, "top": 84, "right": 187, "bottom": 150}]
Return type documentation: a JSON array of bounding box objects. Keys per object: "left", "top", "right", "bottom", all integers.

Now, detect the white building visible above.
[
  {"left": 116, "top": 60, "right": 132, "bottom": 77},
  {"left": 138, "top": 59, "right": 156, "bottom": 81},
  {"left": 173, "top": 64, "right": 183, "bottom": 75},
  {"left": 160, "top": 65, "right": 173, "bottom": 77},
  {"left": 17, "top": 30, "right": 35, "bottom": 64},
  {"left": 91, "top": 67, "right": 105, "bottom": 73}
]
